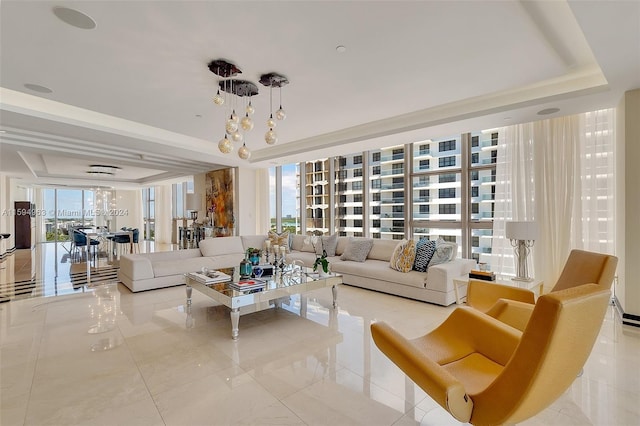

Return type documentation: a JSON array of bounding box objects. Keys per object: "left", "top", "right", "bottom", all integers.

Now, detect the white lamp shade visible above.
[
  {"left": 185, "top": 193, "right": 201, "bottom": 211},
  {"left": 505, "top": 221, "right": 538, "bottom": 241}
]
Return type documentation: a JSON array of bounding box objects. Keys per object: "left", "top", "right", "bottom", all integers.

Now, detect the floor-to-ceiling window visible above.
[
  {"left": 142, "top": 187, "right": 155, "bottom": 241},
  {"left": 42, "top": 188, "right": 96, "bottom": 242},
  {"left": 270, "top": 131, "right": 497, "bottom": 257}
]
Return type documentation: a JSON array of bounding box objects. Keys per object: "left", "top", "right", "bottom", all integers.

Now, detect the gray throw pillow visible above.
[
  {"left": 316, "top": 234, "right": 338, "bottom": 256},
  {"left": 340, "top": 238, "right": 374, "bottom": 262},
  {"left": 427, "top": 238, "right": 458, "bottom": 268}
]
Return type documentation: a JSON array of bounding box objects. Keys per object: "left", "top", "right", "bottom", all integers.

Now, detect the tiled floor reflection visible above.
[
  {"left": 1, "top": 241, "right": 639, "bottom": 425},
  {"left": 1, "top": 274, "right": 639, "bottom": 425}
]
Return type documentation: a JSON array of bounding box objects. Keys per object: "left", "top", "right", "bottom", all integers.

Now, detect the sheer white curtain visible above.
[
  {"left": 491, "top": 110, "right": 615, "bottom": 287},
  {"left": 491, "top": 124, "right": 538, "bottom": 278},
  {"left": 154, "top": 184, "right": 173, "bottom": 244},
  {"left": 572, "top": 109, "right": 616, "bottom": 253}
]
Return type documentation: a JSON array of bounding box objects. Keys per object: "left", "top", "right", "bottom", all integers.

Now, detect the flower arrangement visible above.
[
  {"left": 246, "top": 247, "right": 262, "bottom": 265},
  {"left": 304, "top": 232, "right": 329, "bottom": 273}
]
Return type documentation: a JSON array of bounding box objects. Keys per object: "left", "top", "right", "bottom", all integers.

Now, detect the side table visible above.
[{"left": 453, "top": 275, "right": 544, "bottom": 305}]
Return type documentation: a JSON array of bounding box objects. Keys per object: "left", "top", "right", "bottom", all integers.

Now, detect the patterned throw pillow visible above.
[
  {"left": 390, "top": 240, "right": 417, "bottom": 273},
  {"left": 268, "top": 230, "right": 290, "bottom": 252},
  {"left": 340, "top": 238, "right": 374, "bottom": 262},
  {"left": 413, "top": 238, "right": 437, "bottom": 272},
  {"left": 428, "top": 238, "right": 458, "bottom": 268}
]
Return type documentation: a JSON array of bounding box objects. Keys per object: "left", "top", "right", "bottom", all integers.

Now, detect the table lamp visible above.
[
  {"left": 186, "top": 193, "right": 201, "bottom": 221},
  {"left": 505, "top": 221, "right": 538, "bottom": 282}
]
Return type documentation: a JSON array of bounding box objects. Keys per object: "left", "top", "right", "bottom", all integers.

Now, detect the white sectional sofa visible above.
[
  {"left": 285, "top": 235, "right": 475, "bottom": 306},
  {"left": 118, "top": 235, "right": 266, "bottom": 292},
  {"left": 118, "top": 234, "right": 475, "bottom": 306}
]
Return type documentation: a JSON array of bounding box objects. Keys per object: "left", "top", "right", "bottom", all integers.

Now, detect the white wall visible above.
[
  {"left": 113, "top": 189, "right": 144, "bottom": 232},
  {"left": 621, "top": 89, "right": 640, "bottom": 320}
]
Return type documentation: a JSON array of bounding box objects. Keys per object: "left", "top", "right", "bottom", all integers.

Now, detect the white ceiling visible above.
[{"left": 1, "top": 0, "right": 638, "bottom": 189}]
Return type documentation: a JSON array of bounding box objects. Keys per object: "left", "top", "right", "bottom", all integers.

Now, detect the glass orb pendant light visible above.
[
  {"left": 218, "top": 134, "right": 233, "bottom": 154},
  {"left": 246, "top": 99, "right": 255, "bottom": 115},
  {"left": 213, "top": 89, "right": 224, "bottom": 106},
  {"left": 275, "top": 86, "right": 286, "bottom": 120},
  {"left": 231, "top": 109, "right": 239, "bottom": 123},
  {"left": 267, "top": 114, "right": 276, "bottom": 129},
  {"left": 231, "top": 130, "right": 243, "bottom": 143},
  {"left": 225, "top": 115, "right": 238, "bottom": 133},
  {"left": 265, "top": 128, "right": 277, "bottom": 145},
  {"left": 238, "top": 143, "right": 251, "bottom": 160},
  {"left": 240, "top": 113, "right": 254, "bottom": 131}
]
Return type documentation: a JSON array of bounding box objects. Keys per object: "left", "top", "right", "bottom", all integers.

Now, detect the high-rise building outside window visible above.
[{"left": 272, "top": 132, "right": 497, "bottom": 257}]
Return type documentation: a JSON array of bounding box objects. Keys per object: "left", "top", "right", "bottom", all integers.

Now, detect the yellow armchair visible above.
[
  {"left": 467, "top": 249, "right": 617, "bottom": 330},
  {"left": 371, "top": 284, "right": 611, "bottom": 425}
]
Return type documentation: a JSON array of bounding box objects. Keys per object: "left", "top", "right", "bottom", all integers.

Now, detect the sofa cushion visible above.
[
  {"left": 368, "top": 239, "right": 400, "bottom": 261},
  {"left": 331, "top": 259, "right": 428, "bottom": 289},
  {"left": 340, "top": 238, "right": 374, "bottom": 262},
  {"left": 300, "top": 236, "right": 317, "bottom": 253},
  {"left": 316, "top": 234, "right": 338, "bottom": 256},
  {"left": 414, "top": 238, "right": 437, "bottom": 272},
  {"left": 335, "top": 237, "right": 350, "bottom": 255},
  {"left": 241, "top": 235, "right": 268, "bottom": 252},
  {"left": 199, "top": 236, "right": 244, "bottom": 257},
  {"left": 390, "top": 240, "right": 417, "bottom": 273},
  {"left": 268, "top": 230, "right": 290, "bottom": 252},
  {"left": 290, "top": 234, "right": 306, "bottom": 251},
  {"left": 428, "top": 238, "right": 458, "bottom": 267}
]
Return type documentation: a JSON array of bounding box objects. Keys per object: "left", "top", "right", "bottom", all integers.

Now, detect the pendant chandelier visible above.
[{"left": 208, "top": 59, "right": 289, "bottom": 160}]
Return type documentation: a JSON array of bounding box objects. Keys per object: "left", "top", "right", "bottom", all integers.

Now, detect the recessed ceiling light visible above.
[
  {"left": 52, "top": 6, "right": 96, "bottom": 30},
  {"left": 537, "top": 107, "right": 560, "bottom": 115},
  {"left": 24, "top": 83, "right": 53, "bottom": 93},
  {"left": 336, "top": 45, "right": 347, "bottom": 53}
]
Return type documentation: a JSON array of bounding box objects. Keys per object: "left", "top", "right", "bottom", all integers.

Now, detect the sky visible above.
[{"left": 270, "top": 164, "right": 298, "bottom": 218}]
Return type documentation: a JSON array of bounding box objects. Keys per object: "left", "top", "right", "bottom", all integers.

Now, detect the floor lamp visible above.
[{"left": 505, "top": 221, "right": 538, "bottom": 282}]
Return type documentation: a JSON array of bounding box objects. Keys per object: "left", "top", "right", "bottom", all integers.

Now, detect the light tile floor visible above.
[{"left": 1, "top": 243, "right": 639, "bottom": 425}]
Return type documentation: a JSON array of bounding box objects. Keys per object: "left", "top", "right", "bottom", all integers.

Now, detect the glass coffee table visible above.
[{"left": 185, "top": 266, "right": 342, "bottom": 340}]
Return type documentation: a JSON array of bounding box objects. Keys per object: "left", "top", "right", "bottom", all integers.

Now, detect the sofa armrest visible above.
[
  {"left": 467, "top": 280, "right": 535, "bottom": 313},
  {"left": 485, "top": 299, "right": 535, "bottom": 331},
  {"left": 119, "top": 254, "right": 155, "bottom": 281}
]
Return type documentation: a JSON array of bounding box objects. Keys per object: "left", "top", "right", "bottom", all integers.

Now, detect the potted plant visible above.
[
  {"left": 313, "top": 250, "right": 330, "bottom": 275},
  {"left": 305, "top": 232, "right": 330, "bottom": 276}
]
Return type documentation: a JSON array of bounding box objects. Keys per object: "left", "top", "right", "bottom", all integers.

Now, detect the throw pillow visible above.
[
  {"left": 428, "top": 238, "right": 458, "bottom": 268},
  {"left": 413, "top": 238, "right": 437, "bottom": 272},
  {"left": 340, "top": 238, "right": 374, "bottom": 262},
  {"left": 316, "top": 234, "right": 339, "bottom": 257},
  {"left": 389, "top": 240, "right": 417, "bottom": 273},
  {"left": 268, "top": 230, "right": 290, "bottom": 252}
]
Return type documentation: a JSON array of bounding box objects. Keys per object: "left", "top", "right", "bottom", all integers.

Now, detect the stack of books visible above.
[
  {"left": 188, "top": 271, "right": 231, "bottom": 284},
  {"left": 468, "top": 269, "right": 496, "bottom": 281},
  {"left": 229, "top": 279, "right": 266, "bottom": 292}
]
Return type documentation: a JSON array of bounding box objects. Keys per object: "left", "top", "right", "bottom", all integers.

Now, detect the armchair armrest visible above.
[
  {"left": 371, "top": 321, "right": 473, "bottom": 423},
  {"left": 466, "top": 279, "right": 535, "bottom": 313},
  {"left": 485, "top": 299, "right": 535, "bottom": 331}
]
